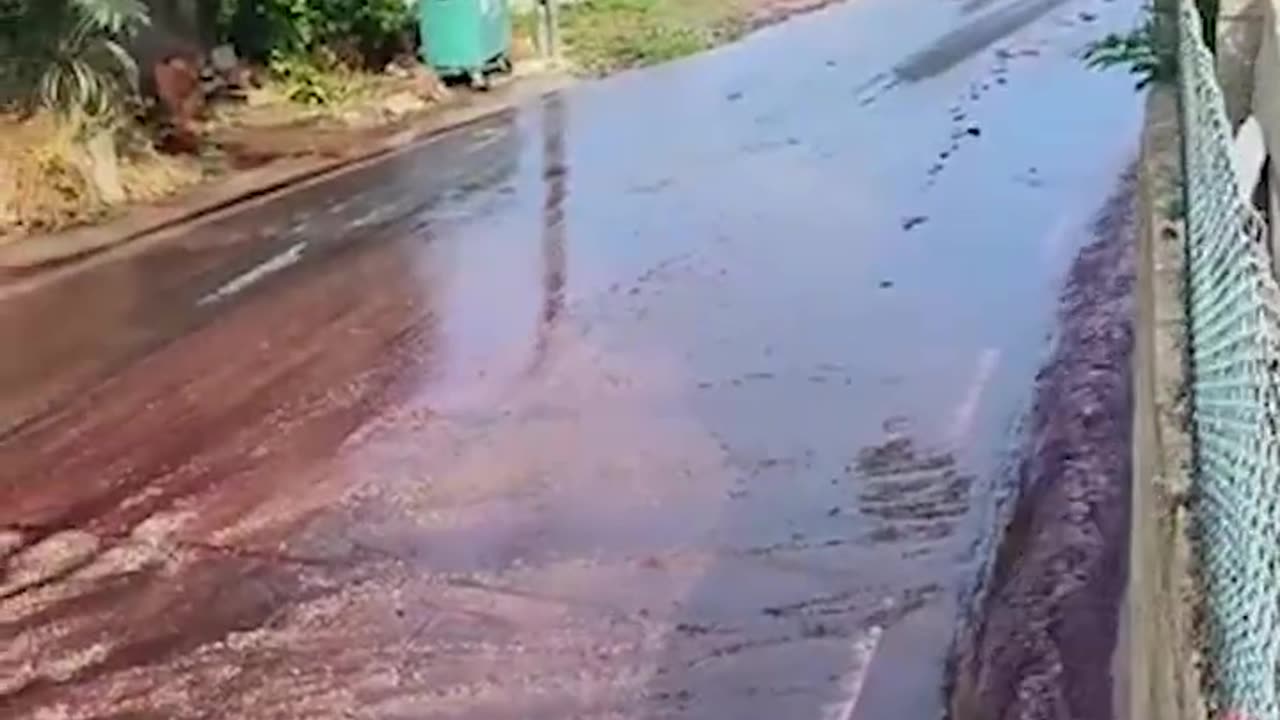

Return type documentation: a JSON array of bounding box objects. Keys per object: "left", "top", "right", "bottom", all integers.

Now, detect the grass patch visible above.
[{"left": 558, "top": 0, "right": 744, "bottom": 74}]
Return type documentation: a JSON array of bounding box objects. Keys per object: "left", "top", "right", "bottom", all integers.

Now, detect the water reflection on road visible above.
[{"left": 0, "top": 0, "right": 1143, "bottom": 716}]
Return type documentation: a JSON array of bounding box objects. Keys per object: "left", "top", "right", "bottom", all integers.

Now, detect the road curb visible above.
[
  {"left": 1127, "top": 85, "right": 1208, "bottom": 720},
  {"left": 0, "top": 71, "right": 573, "bottom": 275}
]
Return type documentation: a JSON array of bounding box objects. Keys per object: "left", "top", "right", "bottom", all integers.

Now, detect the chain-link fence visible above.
[{"left": 1178, "top": 0, "right": 1280, "bottom": 715}]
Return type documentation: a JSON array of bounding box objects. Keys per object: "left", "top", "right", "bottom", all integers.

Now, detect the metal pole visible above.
[
  {"left": 536, "top": 0, "right": 560, "bottom": 59},
  {"left": 545, "top": 0, "right": 559, "bottom": 58}
]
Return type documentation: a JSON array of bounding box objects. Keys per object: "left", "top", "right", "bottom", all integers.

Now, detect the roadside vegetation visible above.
[
  {"left": 1082, "top": 5, "right": 1176, "bottom": 90},
  {"left": 553, "top": 0, "right": 727, "bottom": 75},
  {"left": 0, "top": 0, "right": 420, "bottom": 243},
  {"left": 0, "top": 0, "right": 202, "bottom": 240},
  {"left": 1, "top": 0, "right": 832, "bottom": 245},
  {"left": 528, "top": 0, "right": 818, "bottom": 75},
  {"left": 221, "top": 0, "right": 417, "bottom": 104}
]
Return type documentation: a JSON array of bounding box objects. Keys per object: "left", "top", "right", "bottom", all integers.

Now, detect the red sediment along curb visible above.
[{"left": 949, "top": 167, "right": 1138, "bottom": 720}]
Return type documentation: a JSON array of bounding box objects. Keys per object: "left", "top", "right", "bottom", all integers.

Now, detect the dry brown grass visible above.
[
  {"left": 118, "top": 140, "right": 204, "bottom": 204},
  {"left": 0, "top": 116, "right": 99, "bottom": 243},
  {"left": 0, "top": 114, "right": 202, "bottom": 244}
]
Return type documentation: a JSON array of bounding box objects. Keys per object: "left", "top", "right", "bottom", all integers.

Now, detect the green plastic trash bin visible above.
[{"left": 419, "top": 0, "right": 512, "bottom": 88}]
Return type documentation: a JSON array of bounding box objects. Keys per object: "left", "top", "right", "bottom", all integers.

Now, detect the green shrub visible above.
[
  {"left": 1083, "top": 7, "right": 1176, "bottom": 90},
  {"left": 0, "top": 0, "right": 150, "bottom": 121},
  {"left": 268, "top": 52, "right": 344, "bottom": 104},
  {"left": 221, "top": 0, "right": 416, "bottom": 67}
]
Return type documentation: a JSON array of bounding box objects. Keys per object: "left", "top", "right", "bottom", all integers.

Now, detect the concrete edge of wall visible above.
[{"left": 1129, "top": 83, "right": 1209, "bottom": 720}]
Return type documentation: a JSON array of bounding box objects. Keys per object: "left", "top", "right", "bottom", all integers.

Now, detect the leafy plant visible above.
[
  {"left": 1083, "top": 8, "right": 1175, "bottom": 89},
  {"left": 268, "top": 51, "right": 353, "bottom": 105},
  {"left": 0, "top": 0, "right": 151, "bottom": 122},
  {"left": 222, "top": 0, "right": 415, "bottom": 67}
]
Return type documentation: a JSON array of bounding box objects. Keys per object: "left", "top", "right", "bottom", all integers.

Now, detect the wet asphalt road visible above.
[{"left": 0, "top": 0, "right": 1143, "bottom": 717}]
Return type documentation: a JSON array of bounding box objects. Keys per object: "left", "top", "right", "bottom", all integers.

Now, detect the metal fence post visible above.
[
  {"left": 535, "top": 0, "right": 560, "bottom": 59},
  {"left": 545, "top": 0, "right": 559, "bottom": 58}
]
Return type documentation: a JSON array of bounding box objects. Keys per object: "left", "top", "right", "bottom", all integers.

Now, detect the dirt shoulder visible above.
[{"left": 949, "top": 165, "right": 1138, "bottom": 720}]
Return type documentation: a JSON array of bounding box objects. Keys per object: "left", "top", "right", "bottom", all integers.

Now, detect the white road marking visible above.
[
  {"left": 948, "top": 348, "right": 1000, "bottom": 445},
  {"left": 197, "top": 242, "right": 307, "bottom": 306},
  {"left": 823, "top": 625, "right": 883, "bottom": 720}
]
